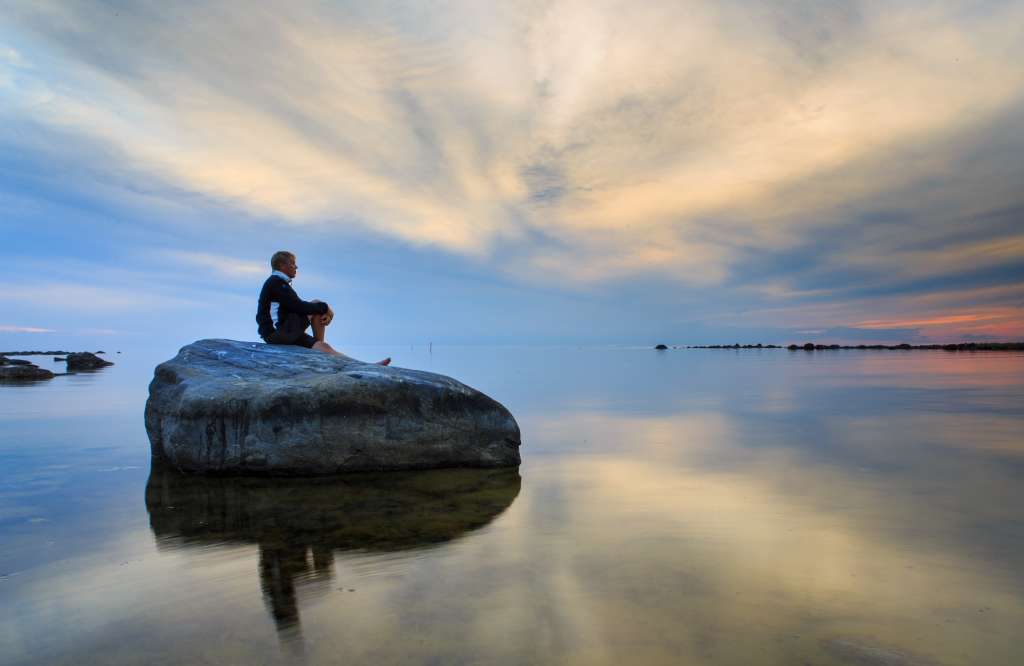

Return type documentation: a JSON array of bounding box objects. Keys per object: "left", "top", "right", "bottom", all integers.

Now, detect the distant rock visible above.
[
  {"left": 0, "top": 364, "right": 55, "bottom": 381},
  {"left": 654, "top": 344, "right": 668, "bottom": 350},
  {"left": 66, "top": 352, "right": 114, "bottom": 371},
  {"left": 691, "top": 343, "right": 783, "bottom": 349},
  {"left": 53, "top": 356, "right": 66, "bottom": 362},
  {"left": 782, "top": 342, "right": 1024, "bottom": 351},
  {"left": 145, "top": 339, "right": 521, "bottom": 475},
  {"left": 6, "top": 358, "right": 34, "bottom": 366}
]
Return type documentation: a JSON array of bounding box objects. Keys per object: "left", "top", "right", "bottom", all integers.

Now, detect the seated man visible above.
[{"left": 256, "top": 250, "right": 390, "bottom": 365}]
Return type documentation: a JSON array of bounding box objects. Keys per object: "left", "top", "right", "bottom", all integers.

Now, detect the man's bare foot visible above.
[{"left": 377, "top": 357, "right": 391, "bottom": 366}]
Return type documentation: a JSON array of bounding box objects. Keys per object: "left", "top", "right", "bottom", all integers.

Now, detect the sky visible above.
[{"left": 1, "top": 0, "right": 1023, "bottom": 350}]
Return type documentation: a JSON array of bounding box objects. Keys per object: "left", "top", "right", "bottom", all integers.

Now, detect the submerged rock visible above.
[
  {"left": 66, "top": 352, "right": 114, "bottom": 370},
  {"left": 823, "top": 638, "right": 938, "bottom": 665},
  {"left": 145, "top": 339, "right": 522, "bottom": 475}
]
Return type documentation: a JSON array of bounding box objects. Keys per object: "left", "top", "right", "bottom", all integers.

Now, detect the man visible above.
[{"left": 256, "top": 251, "right": 390, "bottom": 365}]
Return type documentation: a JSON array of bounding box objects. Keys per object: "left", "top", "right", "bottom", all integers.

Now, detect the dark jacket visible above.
[{"left": 256, "top": 275, "right": 329, "bottom": 339}]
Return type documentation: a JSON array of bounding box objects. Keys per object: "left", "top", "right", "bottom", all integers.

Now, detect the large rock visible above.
[{"left": 145, "top": 339, "right": 521, "bottom": 474}]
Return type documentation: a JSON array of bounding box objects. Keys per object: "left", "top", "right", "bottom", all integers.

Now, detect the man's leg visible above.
[
  {"left": 309, "top": 313, "right": 327, "bottom": 344},
  {"left": 308, "top": 314, "right": 390, "bottom": 365}
]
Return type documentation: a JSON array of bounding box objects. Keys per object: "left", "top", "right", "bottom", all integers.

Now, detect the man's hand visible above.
[{"left": 322, "top": 307, "right": 334, "bottom": 327}]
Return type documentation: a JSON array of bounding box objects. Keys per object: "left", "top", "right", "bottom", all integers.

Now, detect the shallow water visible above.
[{"left": 1, "top": 346, "right": 1023, "bottom": 665}]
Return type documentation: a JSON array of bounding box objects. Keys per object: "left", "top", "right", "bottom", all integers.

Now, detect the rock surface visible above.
[
  {"left": 823, "top": 637, "right": 938, "bottom": 665},
  {"left": 145, "top": 339, "right": 522, "bottom": 475},
  {"left": 67, "top": 352, "right": 114, "bottom": 370}
]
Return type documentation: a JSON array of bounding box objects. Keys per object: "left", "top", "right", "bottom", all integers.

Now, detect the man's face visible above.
[{"left": 281, "top": 257, "right": 298, "bottom": 279}]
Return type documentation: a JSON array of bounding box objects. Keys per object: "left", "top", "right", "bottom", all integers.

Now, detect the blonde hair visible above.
[{"left": 270, "top": 250, "right": 295, "bottom": 270}]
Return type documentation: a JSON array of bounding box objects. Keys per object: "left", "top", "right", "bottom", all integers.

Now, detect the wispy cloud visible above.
[
  {"left": 0, "top": 282, "right": 188, "bottom": 312},
  {"left": 4, "top": 1, "right": 1023, "bottom": 283},
  {"left": 75, "top": 328, "right": 123, "bottom": 336},
  {"left": 854, "top": 314, "right": 1005, "bottom": 329},
  {"left": 160, "top": 250, "right": 265, "bottom": 279},
  {"left": 0, "top": 46, "right": 20, "bottom": 65},
  {"left": 0, "top": 324, "right": 54, "bottom": 333},
  {"left": 2, "top": 1, "right": 1023, "bottom": 341}
]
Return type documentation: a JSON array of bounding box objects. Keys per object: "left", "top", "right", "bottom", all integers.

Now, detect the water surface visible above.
[{"left": 1, "top": 347, "right": 1022, "bottom": 664}]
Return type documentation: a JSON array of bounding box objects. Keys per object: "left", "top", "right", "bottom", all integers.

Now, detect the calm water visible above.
[{"left": 1, "top": 346, "right": 1023, "bottom": 665}]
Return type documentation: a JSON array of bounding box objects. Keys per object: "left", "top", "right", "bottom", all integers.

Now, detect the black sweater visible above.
[{"left": 256, "top": 275, "right": 329, "bottom": 339}]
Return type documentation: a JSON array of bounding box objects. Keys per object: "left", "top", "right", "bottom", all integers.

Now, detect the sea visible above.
[{"left": 1, "top": 345, "right": 1022, "bottom": 665}]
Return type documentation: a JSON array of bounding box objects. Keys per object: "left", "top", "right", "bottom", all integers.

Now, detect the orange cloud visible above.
[{"left": 853, "top": 313, "right": 1006, "bottom": 329}]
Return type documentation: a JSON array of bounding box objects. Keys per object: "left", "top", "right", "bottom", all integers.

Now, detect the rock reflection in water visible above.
[{"left": 144, "top": 463, "right": 520, "bottom": 642}]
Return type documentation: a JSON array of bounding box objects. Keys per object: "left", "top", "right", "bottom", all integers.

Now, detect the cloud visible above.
[
  {"left": 0, "top": 282, "right": 182, "bottom": 312},
  {"left": 853, "top": 313, "right": 1004, "bottom": 329},
  {"left": 75, "top": 328, "right": 123, "bottom": 336},
  {"left": 160, "top": 250, "right": 266, "bottom": 279},
  {"left": 711, "top": 276, "right": 1024, "bottom": 342},
  {"left": 5, "top": 2, "right": 1024, "bottom": 276},
  {"left": 819, "top": 326, "right": 923, "bottom": 342},
  {"left": 0, "top": 46, "right": 20, "bottom": 65},
  {"left": 2, "top": 0, "right": 1023, "bottom": 341},
  {"left": 0, "top": 324, "right": 54, "bottom": 333}
]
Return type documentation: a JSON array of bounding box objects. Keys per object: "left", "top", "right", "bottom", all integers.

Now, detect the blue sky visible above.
[{"left": 2, "top": 1, "right": 1023, "bottom": 350}]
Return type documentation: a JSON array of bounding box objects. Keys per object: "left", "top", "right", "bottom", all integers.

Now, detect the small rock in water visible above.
[
  {"left": 654, "top": 344, "right": 669, "bottom": 350},
  {"left": 0, "top": 364, "right": 55, "bottom": 381},
  {"left": 66, "top": 352, "right": 114, "bottom": 371}
]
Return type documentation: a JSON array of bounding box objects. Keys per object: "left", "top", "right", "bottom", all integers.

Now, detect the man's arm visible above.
[
  {"left": 269, "top": 279, "right": 329, "bottom": 316},
  {"left": 312, "top": 301, "right": 335, "bottom": 326}
]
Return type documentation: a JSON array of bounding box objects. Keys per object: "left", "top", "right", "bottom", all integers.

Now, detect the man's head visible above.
[{"left": 271, "top": 251, "right": 297, "bottom": 279}]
